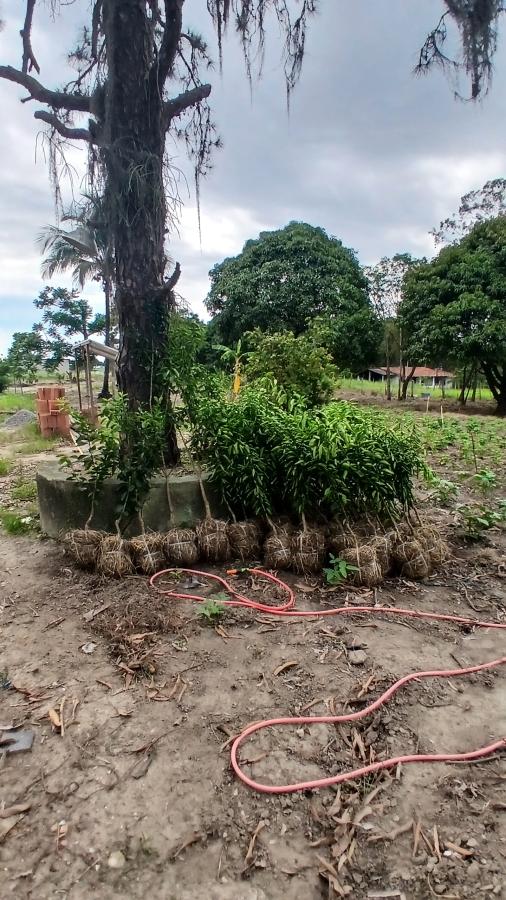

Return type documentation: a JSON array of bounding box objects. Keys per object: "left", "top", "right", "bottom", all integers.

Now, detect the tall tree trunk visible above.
[
  {"left": 401, "top": 365, "right": 416, "bottom": 400},
  {"left": 102, "top": 0, "right": 179, "bottom": 462},
  {"left": 482, "top": 361, "right": 506, "bottom": 417},
  {"left": 385, "top": 330, "right": 392, "bottom": 401},
  {"left": 459, "top": 366, "right": 467, "bottom": 406},
  {"left": 98, "top": 275, "right": 113, "bottom": 400}
]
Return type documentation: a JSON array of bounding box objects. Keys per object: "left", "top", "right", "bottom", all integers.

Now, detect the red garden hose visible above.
[{"left": 150, "top": 566, "right": 506, "bottom": 794}]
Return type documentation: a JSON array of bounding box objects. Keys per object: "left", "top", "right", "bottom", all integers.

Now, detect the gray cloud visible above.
[{"left": 1, "top": 1, "right": 506, "bottom": 352}]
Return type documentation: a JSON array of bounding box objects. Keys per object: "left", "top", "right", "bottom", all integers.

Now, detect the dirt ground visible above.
[{"left": 1, "top": 513, "right": 505, "bottom": 899}]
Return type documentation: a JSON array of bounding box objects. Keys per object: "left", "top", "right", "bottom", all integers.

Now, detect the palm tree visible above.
[{"left": 38, "top": 194, "right": 115, "bottom": 398}]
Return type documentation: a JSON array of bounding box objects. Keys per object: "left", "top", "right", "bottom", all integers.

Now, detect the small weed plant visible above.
[
  {"left": 0, "top": 457, "right": 12, "bottom": 477},
  {"left": 323, "top": 555, "right": 359, "bottom": 584},
  {"left": 473, "top": 469, "right": 497, "bottom": 495},
  {"left": 198, "top": 594, "right": 227, "bottom": 623},
  {"left": 458, "top": 504, "right": 503, "bottom": 540}
]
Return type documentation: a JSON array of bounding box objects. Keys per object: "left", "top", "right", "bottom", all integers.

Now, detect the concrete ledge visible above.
[{"left": 36, "top": 463, "right": 225, "bottom": 538}]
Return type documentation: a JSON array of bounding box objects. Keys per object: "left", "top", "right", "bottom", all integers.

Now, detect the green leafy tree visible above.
[
  {"left": 401, "top": 217, "right": 506, "bottom": 415},
  {"left": 432, "top": 178, "right": 506, "bottom": 247},
  {"left": 7, "top": 332, "right": 44, "bottom": 387},
  {"left": 307, "top": 309, "right": 382, "bottom": 377},
  {"left": 38, "top": 193, "right": 115, "bottom": 398},
  {"left": 364, "top": 254, "right": 425, "bottom": 400},
  {"left": 0, "top": 359, "right": 10, "bottom": 393},
  {"left": 33, "top": 286, "right": 105, "bottom": 371},
  {"left": 207, "top": 222, "right": 377, "bottom": 364},
  {"left": 244, "top": 329, "right": 337, "bottom": 407}
]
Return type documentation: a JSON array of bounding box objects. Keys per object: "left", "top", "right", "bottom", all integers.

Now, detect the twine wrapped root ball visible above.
[
  {"left": 196, "top": 518, "right": 231, "bottom": 563},
  {"left": 327, "top": 523, "right": 357, "bottom": 555},
  {"left": 129, "top": 534, "right": 165, "bottom": 576},
  {"left": 291, "top": 528, "right": 326, "bottom": 574},
  {"left": 163, "top": 528, "right": 199, "bottom": 567},
  {"left": 417, "top": 525, "right": 449, "bottom": 568},
  {"left": 64, "top": 529, "right": 103, "bottom": 569},
  {"left": 97, "top": 535, "right": 135, "bottom": 578},
  {"left": 369, "top": 534, "right": 394, "bottom": 576},
  {"left": 263, "top": 531, "right": 293, "bottom": 570},
  {"left": 393, "top": 539, "right": 432, "bottom": 580},
  {"left": 340, "top": 545, "right": 383, "bottom": 587},
  {"left": 227, "top": 521, "right": 262, "bottom": 561}
]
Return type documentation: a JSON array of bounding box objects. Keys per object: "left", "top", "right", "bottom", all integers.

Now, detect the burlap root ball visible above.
[
  {"left": 97, "top": 535, "right": 135, "bottom": 578},
  {"left": 128, "top": 534, "right": 166, "bottom": 576},
  {"left": 291, "top": 527, "right": 327, "bottom": 574},
  {"left": 64, "top": 528, "right": 103, "bottom": 569},
  {"left": 163, "top": 528, "right": 199, "bottom": 567},
  {"left": 327, "top": 523, "right": 357, "bottom": 555},
  {"left": 340, "top": 545, "right": 383, "bottom": 587},
  {"left": 393, "top": 538, "right": 432, "bottom": 580},
  {"left": 416, "top": 525, "right": 449, "bottom": 568},
  {"left": 227, "top": 521, "right": 262, "bottom": 561},
  {"left": 368, "top": 534, "right": 393, "bottom": 575},
  {"left": 263, "top": 531, "right": 293, "bottom": 570},
  {"left": 196, "top": 518, "right": 231, "bottom": 563}
]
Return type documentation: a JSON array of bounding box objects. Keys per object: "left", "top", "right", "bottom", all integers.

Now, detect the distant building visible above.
[{"left": 362, "top": 366, "right": 454, "bottom": 388}]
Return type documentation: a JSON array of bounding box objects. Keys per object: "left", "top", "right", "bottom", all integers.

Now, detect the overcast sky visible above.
[{"left": 0, "top": 1, "right": 505, "bottom": 355}]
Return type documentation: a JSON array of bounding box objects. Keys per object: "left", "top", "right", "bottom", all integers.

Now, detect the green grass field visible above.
[
  {"left": 0, "top": 392, "right": 36, "bottom": 414},
  {"left": 335, "top": 377, "right": 494, "bottom": 402}
]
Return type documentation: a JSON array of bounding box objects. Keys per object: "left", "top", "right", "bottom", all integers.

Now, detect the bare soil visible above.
[{"left": 1, "top": 522, "right": 505, "bottom": 899}]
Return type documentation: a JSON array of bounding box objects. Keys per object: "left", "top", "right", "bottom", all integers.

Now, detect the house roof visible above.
[{"left": 369, "top": 366, "right": 454, "bottom": 378}]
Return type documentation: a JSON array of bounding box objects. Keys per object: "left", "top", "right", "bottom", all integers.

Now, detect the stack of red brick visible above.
[{"left": 37, "top": 387, "right": 71, "bottom": 438}]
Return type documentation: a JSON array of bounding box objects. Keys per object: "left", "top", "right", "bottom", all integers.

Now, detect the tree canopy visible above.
[
  {"left": 401, "top": 216, "right": 506, "bottom": 414},
  {"left": 206, "top": 222, "right": 379, "bottom": 371},
  {"left": 33, "top": 286, "right": 105, "bottom": 370}
]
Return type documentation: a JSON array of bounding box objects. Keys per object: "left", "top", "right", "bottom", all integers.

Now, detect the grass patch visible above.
[
  {"left": 0, "top": 392, "right": 36, "bottom": 414},
  {"left": 15, "top": 436, "right": 58, "bottom": 455},
  {"left": 0, "top": 507, "right": 38, "bottom": 535},
  {"left": 11, "top": 478, "right": 38, "bottom": 501},
  {"left": 335, "top": 377, "right": 494, "bottom": 403},
  {"left": 0, "top": 422, "right": 58, "bottom": 454},
  {"left": 0, "top": 457, "right": 12, "bottom": 476}
]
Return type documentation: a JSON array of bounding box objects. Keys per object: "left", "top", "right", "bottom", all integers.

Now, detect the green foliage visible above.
[
  {"left": 11, "top": 478, "right": 38, "bottom": 501},
  {"left": 198, "top": 595, "right": 227, "bottom": 623},
  {"left": 34, "top": 286, "right": 106, "bottom": 371},
  {"left": 473, "top": 469, "right": 497, "bottom": 495},
  {"left": 0, "top": 458, "right": 12, "bottom": 477},
  {"left": 0, "top": 359, "right": 10, "bottom": 393},
  {"left": 192, "top": 386, "right": 422, "bottom": 520},
  {"left": 0, "top": 508, "right": 38, "bottom": 535},
  {"left": 206, "top": 222, "right": 377, "bottom": 369},
  {"left": 7, "top": 332, "right": 44, "bottom": 384},
  {"left": 0, "top": 393, "right": 36, "bottom": 414},
  {"left": 424, "top": 469, "right": 459, "bottom": 506},
  {"left": 307, "top": 310, "right": 382, "bottom": 376},
  {"left": 401, "top": 217, "right": 506, "bottom": 413},
  {"left": 323, "top": 554, "right": 359, "bottom": 584},
  {"left": 458, "top": 504, "right": 503, "bottom": 540},
  {"left": 244, "top": 330, "right": 337, "bottom": 406},
  {"left": 64, "top": 395, "right": 166, "bottom": 521}
]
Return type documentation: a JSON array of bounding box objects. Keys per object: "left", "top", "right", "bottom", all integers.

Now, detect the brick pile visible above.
[{"left": 36, "top": 387, "right": 71, "bottom": 439}]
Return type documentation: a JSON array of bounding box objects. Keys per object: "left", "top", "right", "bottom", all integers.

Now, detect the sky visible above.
[{"left": 0, "top": 1, "right": 505, "bottom": 355}]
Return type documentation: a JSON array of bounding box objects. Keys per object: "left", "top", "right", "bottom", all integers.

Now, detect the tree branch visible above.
[
  {"left": 164, "top": 83, "right": 212, "bottom": 122},
  {"left": 0, "top": 65, "right": 91, "bottom": 112},
  {"left": 91, "top": 0, "right": 103, "bottom": 60},
  {"left": 153, "top": 262, "right": 181, "bottom": 303},
  {"left": 34, "top": 110, "right": 92, "bottom": 143},
  {"left": 153, "top": 0, "right": 184, "bottom": 87},
  {"left": 21, "top": 0, "right": 40, "bottom": 74}
]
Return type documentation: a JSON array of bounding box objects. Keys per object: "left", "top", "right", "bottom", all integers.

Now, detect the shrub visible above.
[
  {"left": 244, "top": 330, "right": 337, "bottom": 406},
  {"left": 0, "top": 360, "right": 10, "bottom": 394},
  {"left": 192, "top": 386, "right": 422, "bottom": 521}
]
